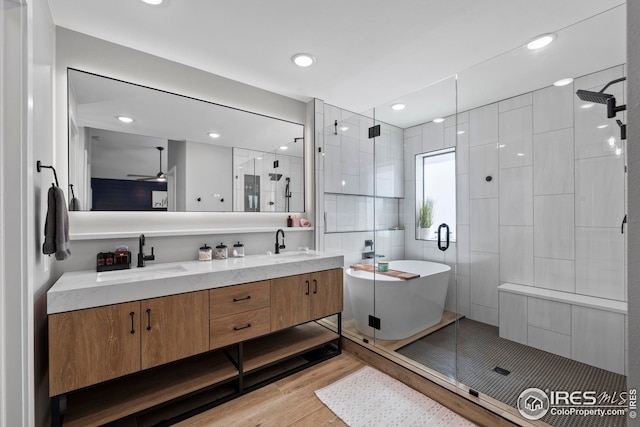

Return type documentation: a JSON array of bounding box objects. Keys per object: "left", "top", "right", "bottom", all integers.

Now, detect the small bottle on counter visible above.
[
  {"left": 214, "top": 243, "right": 228, "bottom": 260},
  {"left": 232, "top": 242, "right": 245, "bottom": 257},
  {"left": 97, "top": 252, "right": 105, "bottom": 267},
  {"left": 287, "top": 215, "right": 293, "bottom": 227},
  {"left": 199, "top": 244, "right": 212, "bottom": 261},
  {"left": 105, "top": 252, "right": 114, "bottom": 266}
]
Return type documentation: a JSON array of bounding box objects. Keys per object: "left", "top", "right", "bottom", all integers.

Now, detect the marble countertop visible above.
[{"left": 47, "top": 250, "right": 344, "bottom": 314}]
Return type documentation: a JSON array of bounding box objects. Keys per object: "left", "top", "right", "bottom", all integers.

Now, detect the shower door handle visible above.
[{"left": 437, "top": 223, "right": 450, "bottom": 252}]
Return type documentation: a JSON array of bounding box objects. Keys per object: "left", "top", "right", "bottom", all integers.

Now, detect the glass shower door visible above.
[{"left": 367, "top": 75, "right": 459, "bottom": 387}]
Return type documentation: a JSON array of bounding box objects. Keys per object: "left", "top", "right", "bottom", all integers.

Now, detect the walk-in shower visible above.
[{"left": 318, "top": 5, "right": 628, "bottom": 427}]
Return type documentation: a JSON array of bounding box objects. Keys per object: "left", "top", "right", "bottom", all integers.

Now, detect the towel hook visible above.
[{"left": 36, "top": 161, "right": 59, "bottom": 187}]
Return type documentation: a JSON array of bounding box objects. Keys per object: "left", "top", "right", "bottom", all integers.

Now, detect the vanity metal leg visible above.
[{"left": 51, "top": 396, "right": 62, "bottom": 427}]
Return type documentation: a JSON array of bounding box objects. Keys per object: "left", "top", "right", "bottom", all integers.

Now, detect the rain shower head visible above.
[
  {"left": 575, "top": 77, "right": 626, "bottom": 120},
  {"left": 576, "top": 89, "right": 614, "bottom": 104}
]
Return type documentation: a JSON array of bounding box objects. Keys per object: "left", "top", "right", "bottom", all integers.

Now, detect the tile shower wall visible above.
[
  {"left": 404, "top": 66, "right": 627, "bottom": 327},
  {"left": 315, "top": 101, "right": 405, "bottom": 318}
]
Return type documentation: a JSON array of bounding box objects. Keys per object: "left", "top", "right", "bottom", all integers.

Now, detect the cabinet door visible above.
[
  {"left": 141, "top": 291, "right": 209, "bottom": 370},
  {"left": 271, "top": 274, "right": 310, "bottom": 331},
  {"left": 310, "top": 269, "right": 344, "bottom": 320},
  {"left": 49, "top": 301, "right": 141, "bottom": 396}
]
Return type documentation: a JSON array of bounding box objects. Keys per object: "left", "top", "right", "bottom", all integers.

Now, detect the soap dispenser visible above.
[{"left": 287, "top": 215, "right": 293, "bottom": 227}]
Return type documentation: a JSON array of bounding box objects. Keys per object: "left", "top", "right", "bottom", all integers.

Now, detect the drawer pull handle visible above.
[
  {"left": 313, "top": 279, "right": 318, "bottom": 294},
  {"left": 146, "top": 308, "right": 151, "bottom": 331},
  {"left": 233, "top": 296, "right": 251, "bottom": 302},
  {"left": 305, "top": 280, "right": 310, "bottom": 295},
  {"left": 130, "top": 312, "right": 135, "bottom": 334},
  {"left": 233, "top": 323, "right": 251, "bottom": 331}
]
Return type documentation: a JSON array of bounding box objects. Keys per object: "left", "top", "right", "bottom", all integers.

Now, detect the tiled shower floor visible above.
[{"left": 398, "top": 318, "right": 627, "bottom": 427}]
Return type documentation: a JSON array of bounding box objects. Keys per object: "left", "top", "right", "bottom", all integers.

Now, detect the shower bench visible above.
[{"left": 497, "top": 283, "right": 627, "bottom": 375}]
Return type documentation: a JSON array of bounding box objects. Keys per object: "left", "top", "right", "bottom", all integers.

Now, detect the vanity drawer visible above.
[
  {"left": 210, "top": 307, "right": 271, "bottom": 349},
  {"left": 210, "top": 280, "right": 270, "bottom": 319}
]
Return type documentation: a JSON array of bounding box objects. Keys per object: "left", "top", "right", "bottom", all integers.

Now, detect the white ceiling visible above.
[{"left": 49, "top": 0, "right": 627, "bottom": 127}]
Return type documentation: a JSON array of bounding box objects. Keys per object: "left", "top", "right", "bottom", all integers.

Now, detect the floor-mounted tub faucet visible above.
[
  {"left": 275, "top": 229, "right": 285, "bottom": 254},
  {"left": 137, "top": 234, "right": 155, "bottom": 267}
]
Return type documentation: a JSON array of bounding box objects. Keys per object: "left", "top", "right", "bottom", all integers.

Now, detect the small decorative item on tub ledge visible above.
[{"left": 378, "top": 261, "right": 389, "bottom": 272}]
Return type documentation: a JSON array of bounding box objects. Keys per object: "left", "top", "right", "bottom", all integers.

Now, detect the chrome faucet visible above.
[
  {"left": 275, "top": 229, "right": 285, "bottom": 254},
  {"left": 137, "top": 234, "right": 155, "bottom": 267}
]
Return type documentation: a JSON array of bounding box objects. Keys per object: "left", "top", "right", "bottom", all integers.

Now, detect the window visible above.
[{"left": 415, "top": 148, "right": 456, "bottom": 241}]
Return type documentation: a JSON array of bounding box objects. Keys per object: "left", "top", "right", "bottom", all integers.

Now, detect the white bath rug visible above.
[{"left": 315, "top": 366, "right": 477, "bottom": 427}]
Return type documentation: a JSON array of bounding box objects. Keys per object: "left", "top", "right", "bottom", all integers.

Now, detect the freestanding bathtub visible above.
[{"left": 345, "top": 260, "right": 451, "bottom": 340}]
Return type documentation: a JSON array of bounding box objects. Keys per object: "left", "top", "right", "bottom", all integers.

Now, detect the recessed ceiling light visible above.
[
  {"left": 141, "top": 0, "right": 163, "bottom": 4},
  {"left": 553, "top": 78, "right": 573, "bottom": 87},
  {"left": 208, "top": 132, "right": 220, "bottom": 138},
  {"left": 526, "top": 33, "right": 555, "bottom": 50},
  {"left": 256, "top": 157, "right": 262, "bottom": 160},
  {"left": 391, "top": 103, "right": 406, "bottom": 111},
  {"left": 597, "top": 124, "right": 609, "bottom": 129},
  {"left": 498, "top": 144, "right": 506, "bottom": 148},
  {"left": 433, "top": 117, "right": 445, "bottom": 123},
  {"left": 581, "top": 103, "right": 594, "bottom": 109},
  {"left": 457, "top": 130, "right": 466, "bottom": 135},
  {"left": 292, "top": 53, "right": 316, "bottom": 67},
  {"left": 279, "top": 146, "right": 288, "bottom": 150},
  {"left": 117, "top": 116, "right": 134, "bottom": 123},
  {"left": 517, "top": 153, "right": 525, "bottom": 157},
  {"left": 340, "top": 126, "right": 349, "bottom": 131}
]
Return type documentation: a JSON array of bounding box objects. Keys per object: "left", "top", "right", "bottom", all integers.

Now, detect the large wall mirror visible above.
[{"left": 67, "top": 69, "right": 305, "bottom": 213}]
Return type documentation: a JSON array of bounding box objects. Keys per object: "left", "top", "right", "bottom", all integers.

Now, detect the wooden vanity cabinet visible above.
[
  {"left": 271, "top": 268, "right": 343, "bottom": 331},
  {"left": 49, "top": 301, "right": 142, "bottom": 396},
  {"left": 209, "top": 280, "right": 272, "bottom": 349},
  {"left": 141, "top": 290, "right": 209, "bottom": 369},
  {"left": 49, "top": 268, "right": 343, "bottom": 427},
  {"left": 49, "top": 290, "right": 209, "bottom": 396}
]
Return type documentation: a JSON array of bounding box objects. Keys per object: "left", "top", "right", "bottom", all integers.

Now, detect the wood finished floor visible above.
[{"left": 174, "top": 353, "right": 363, "bottom": 427}]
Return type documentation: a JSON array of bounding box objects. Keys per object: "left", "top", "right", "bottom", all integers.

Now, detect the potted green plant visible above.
[{"left": 418, "top": 199, "right": 434, "bottom": 239}]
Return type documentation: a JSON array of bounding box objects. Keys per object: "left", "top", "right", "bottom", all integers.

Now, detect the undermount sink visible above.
[{"left": 96, "top": 264, "right": 188, "bottom": 282}]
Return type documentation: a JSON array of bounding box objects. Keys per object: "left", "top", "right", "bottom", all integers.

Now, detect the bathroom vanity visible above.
[{"left": 47, "top": 251, "right": 343, "bottom": 426}]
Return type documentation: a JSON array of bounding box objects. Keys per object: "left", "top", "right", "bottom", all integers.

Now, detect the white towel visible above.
[{"left": 43, "top": 186, "right": 71, "bottom": 260}]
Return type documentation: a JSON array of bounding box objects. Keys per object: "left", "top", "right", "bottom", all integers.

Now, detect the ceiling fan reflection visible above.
[{"left": 127, "top": 146, "right": 166, "bottom": 182}]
